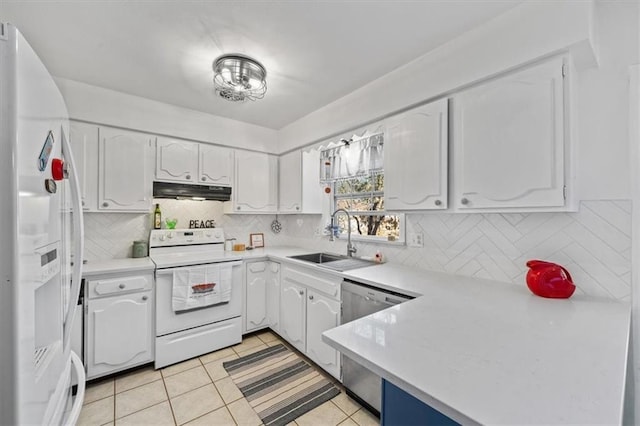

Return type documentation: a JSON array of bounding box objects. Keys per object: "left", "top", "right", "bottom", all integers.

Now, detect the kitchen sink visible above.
[
  {"left": 288, "top": 252, "right": 378, "bottom": 271},
  {"left": 289, "top": 252, "right": 348, "bottom": 264}
]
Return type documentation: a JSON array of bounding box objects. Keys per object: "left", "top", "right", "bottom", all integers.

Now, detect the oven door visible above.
[{"left": 155, "top": 261, "right": 242, "bottom": 336}]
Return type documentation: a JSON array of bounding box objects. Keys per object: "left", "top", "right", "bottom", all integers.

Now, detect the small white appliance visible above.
[
  {"left": 149, "top": 228, "right": 243, "bottom": 368},
  {"left": 0, "top": 23, "right": 85, "bottom": 425}
]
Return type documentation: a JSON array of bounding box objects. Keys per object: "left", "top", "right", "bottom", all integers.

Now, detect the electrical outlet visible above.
[{"left": 408, "top": 232, "right": 424, "bottom": 248}]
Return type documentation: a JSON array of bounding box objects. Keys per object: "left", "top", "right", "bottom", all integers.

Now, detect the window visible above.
[
  {"left": 321, "top": 130, "right": 404, "bottom": 243},
  {"left": 332, "top": 173, "right": 404, "bottom": 243}
]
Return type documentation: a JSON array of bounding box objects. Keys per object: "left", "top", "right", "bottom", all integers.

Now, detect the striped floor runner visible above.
[{"left": 223, "top": 344, "right": 340, "bottom": 426}]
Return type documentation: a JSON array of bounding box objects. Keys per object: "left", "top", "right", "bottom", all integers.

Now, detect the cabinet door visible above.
[
  {"left": 452, "top": 58, "right": 565, "bottom": 209},
  {"left": 86, "top": 291, "right": 153, "bottom": 378},
  {"left": 280, "top": 281, "right": 306, "bottom": 353},
  {"left": 199, "top": 144, "right": 233, "bottom": 186},
  {"left": 279, "top": 151, "right": 302, "bottom": 213},
  {"left": 155, "top": 138, "right": 198, "bottom": 183},
  {"left": 385, "top": 99, "right": 448, "bottom": 210},
  {"left": 266, "top": 262, "right": 281, "bottom": 332},
  {"left": 306, "top": 290, "right": 341, "bottom": 379},
  {"left": 301, "top": 150, "right": 323, "bottom": 214},
  {"left": 99, "top": 128, "right": 153, "bottom": 211},
  {"left": 233, "top": 151, "right": 278, "bottom": 212},
  {"left": 245, "top": 261, "right": 268, "bottom": 332},
  {"left": 69, "top": 122, "right": 99, "bottom": 211}
]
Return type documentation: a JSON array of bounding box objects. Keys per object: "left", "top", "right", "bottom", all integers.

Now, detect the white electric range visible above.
[{"left": 149, "top": 228, "right": 242, "bottom": 368}]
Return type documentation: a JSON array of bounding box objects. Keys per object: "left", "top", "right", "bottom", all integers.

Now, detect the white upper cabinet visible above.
[
  {"left": 199, "top": 144, "right": 233, "bottom": 186},
  {"left": 99, "top": 127, "right": 154, "bottom": 212},
  {"left": 278, "top": 151, "right": 302, "bottom": 213},
  {"left": 155, "top": 138, "right": 198, "bottom": 183},
  {"left": 385, "top": 99, "right": 449, "bottom": 211},
  {"left": 226, "top": 150, "right": 278, "bottom": 213},
  {"left": 451, "top": 57, "right": 566, "bottom": 210},
  {"left": 69, "top": 121, "right": 99, "bottom": 211},
  {"left": 156, "top": 138, "right": 234, "bottom": 186},
  {"left": 278, "top": 149, "right": 323, "bottom": 214}
]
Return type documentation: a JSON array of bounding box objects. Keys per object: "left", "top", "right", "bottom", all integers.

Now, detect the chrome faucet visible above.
[{"left": 330, "top": 208, "right": 357, "bottom": 257}]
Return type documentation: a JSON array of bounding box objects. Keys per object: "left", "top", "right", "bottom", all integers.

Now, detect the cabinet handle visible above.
[
  {"left": 296, "top": 206, "right": 300, "bottom": 210},
  {"left": 460, "top": 198, "right": 469, "bottom": 205},
  {"left": 201, "top": 176, "right": 206, "bottom": 181},
  {"left": 102, "top": 202, "right": 109, "bottom": 207},
  {"left": 299, "top": 290, "right": 304, "bottom": 295},
  {"left": 119, "top": 283, "right": 125, "bottom": 289},
  {"left": 142, "top": 295, "right": 148, "bottom": 301},
  {"left": 237, "top": 206, "right": 241, "bottom": 211},
  {"left": 81, "top": 200, "right": 85, "bottom": 206},
  {"left": 435, "top": 200, "right": 442, "bottom": 206},
  {"left": 308, "top": 295, "right": 314, "bottom": 300},
  {"left": 186, "top": 174, "right": 191, "bottom": 180}
]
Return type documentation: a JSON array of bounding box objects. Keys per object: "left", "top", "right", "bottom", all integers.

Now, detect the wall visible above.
[
  {"left": 278, "top": 0, "right": 597, "bottom": 153},
  {"left": 279, "top": 1, "right": 638, "bottom": 202},
  {"left": 55, "top": 78, "right": 279, "bottom": 153},
  {"left": 83, "top": 200, "right": 287, "bottom": 261},
  {"left": 277, "top": 200, "right": 631, "bottom": 301},
  {"left": 83, "top": 199, "right": 631, "bottom": 303}
]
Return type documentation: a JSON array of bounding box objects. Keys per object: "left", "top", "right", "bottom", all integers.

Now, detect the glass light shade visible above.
[{"left": 213, "top": 54, "right": 267, "bottom": 102}]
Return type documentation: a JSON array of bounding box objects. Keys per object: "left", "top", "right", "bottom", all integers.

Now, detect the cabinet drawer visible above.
[
  {"left": 282, "top": 265, "right": 341, "bottom": 298},
  {"left": 88, "top": 275, "right": 152, "bottom": 298}
]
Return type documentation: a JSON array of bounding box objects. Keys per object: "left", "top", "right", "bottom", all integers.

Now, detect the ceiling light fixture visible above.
[{"left": 212, "top": 54, "right": 267, "bottom": 102}]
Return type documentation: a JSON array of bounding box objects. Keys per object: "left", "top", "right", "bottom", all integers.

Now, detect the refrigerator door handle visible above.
[
  {"left": 61, "top": 127, "right": 85, "bottom": 350},
  {"left": 65, "top": 351, "right": 86, "bottom": 426}
]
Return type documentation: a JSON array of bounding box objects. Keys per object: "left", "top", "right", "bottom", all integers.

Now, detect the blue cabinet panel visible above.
[{"left": 382, "top": 380, "right": 459, "bottom": 426}]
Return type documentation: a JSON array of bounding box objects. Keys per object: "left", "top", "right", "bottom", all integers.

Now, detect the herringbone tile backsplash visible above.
[{"left": 84, "top": 200, "right": 631, "bottom": 301}]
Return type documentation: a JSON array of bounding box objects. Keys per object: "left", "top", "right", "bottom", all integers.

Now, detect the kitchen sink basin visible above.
[
  {"left": 288, "top": 252, "right": 378, "bottom": 271},
  {"left": 289, "top": 252, "right": 348, "bottom": 264}
]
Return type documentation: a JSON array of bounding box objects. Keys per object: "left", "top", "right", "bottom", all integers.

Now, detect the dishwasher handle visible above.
[
  {"left": 341, "top": 279, "right": 413, "bottom": 305},
  {"left": 382, "top": 296, "right": 405, "bottom": 306}
]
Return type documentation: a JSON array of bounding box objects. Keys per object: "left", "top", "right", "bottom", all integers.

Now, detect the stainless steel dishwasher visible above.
[{"left": 341, "top": 279, "right": 413, "bottom": 416}]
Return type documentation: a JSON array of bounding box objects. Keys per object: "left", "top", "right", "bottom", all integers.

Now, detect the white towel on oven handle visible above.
[{"left": 172, "top": 264, "right": 232, "bottom": 312}]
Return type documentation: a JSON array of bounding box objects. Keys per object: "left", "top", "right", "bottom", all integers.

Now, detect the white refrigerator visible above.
[{"left": 0, "top": 23, "right": 86, "bottom": 425}]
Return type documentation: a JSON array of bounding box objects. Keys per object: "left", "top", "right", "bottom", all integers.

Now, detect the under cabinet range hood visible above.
[{"left": 153, "top": 181, "right": 232, "bottom": 201}]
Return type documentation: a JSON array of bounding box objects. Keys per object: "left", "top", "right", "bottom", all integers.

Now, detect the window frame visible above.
[{"left": 331, "top": 172, "right": 405, "bottom": 244}]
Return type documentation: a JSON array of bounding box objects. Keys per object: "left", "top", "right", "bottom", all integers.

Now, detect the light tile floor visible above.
[{"left": 78, "top": 330, "right": 379, "bottom": 426}]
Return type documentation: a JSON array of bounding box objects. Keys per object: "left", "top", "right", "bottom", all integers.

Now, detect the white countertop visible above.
[
  {"left": 82, "top": 257, "right": 156, "bottom": 277},
  {"left": 81, "top": 246, "right": 316, "bottom": 277},
  {"left": 324, "top": 262, "right": 631, "bottom": 425},
  {"left": 83, "top": 248, "right": 630, "bottom": 424}
]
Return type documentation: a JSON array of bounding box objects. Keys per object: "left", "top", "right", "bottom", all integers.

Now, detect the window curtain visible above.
[{"left": 319, "top": 132, "right": 383, "bottom": 183}]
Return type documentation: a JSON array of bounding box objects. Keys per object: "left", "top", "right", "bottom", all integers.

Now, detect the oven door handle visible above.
[{"left": 155, "top": 261, "right": 243, "bottom": 275}]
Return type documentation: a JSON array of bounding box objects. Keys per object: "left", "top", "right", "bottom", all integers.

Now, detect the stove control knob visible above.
[
  {"left": 167, "top": 232, "right": 174, "bottom": 239},
  {"left": 159, "top": 235, "right": 166, "bottom": 241},
  {"left": 214, "top": 230, "right": 222, "bottom": 239},
  {"left": 205, "top": 232, "right": 212, "bottom": 238}
]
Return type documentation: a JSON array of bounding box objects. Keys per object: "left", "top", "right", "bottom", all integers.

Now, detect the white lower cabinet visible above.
[
  {"left": 245, "top": 261, "right": 269, "bottom": 332},
  {"left": 85, "top": 273, "right": 154, "bottom": 379},
  {"left": 267, "top": 262, "right": 281, "bottom": 332},
  {"left": 245, "top": 260, "right": 281, "bottom": 333},
  {"left": 306, "top": 290, "right": 341, "bottom": 379},
  {"left": 280, "top": 280, "right": 307, "bottom": 353},
  {"left": 279, "top": 264, "right": 341, "bottom": 380}
]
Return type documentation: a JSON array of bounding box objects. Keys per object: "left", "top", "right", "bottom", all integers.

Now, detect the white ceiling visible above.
[{"left": 2, "top": 1, "right": 521, "bottom": 130}]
